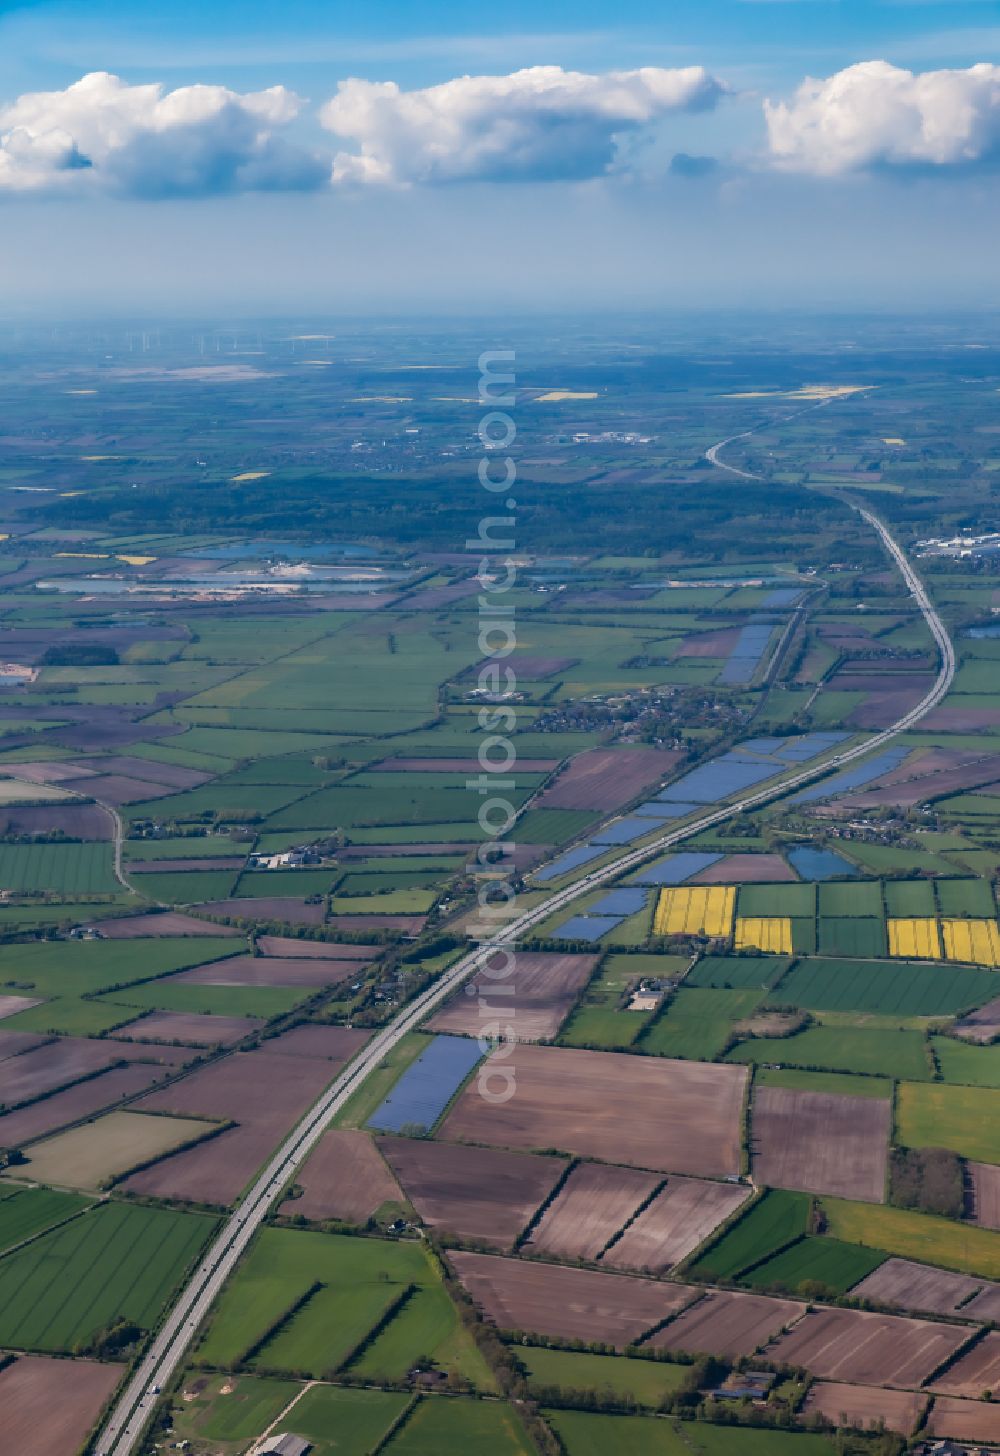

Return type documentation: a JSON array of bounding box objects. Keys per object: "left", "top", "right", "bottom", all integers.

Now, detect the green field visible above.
[
  {"left": 756, "top": 1067, "right": 892, "bottom": 1099},
  {"left": 134, "top": 869, "right": 240, "bottom": 903},
  {"left": 816, "top": 917, "right": 887, "bottom": 958},
  {"left": 884, "top": 880, "right": 937, "bottom": 917},
  {"left": 933, "top": 1037, "right": 1000, "bottom": 1087},
  {"left": 639, "top": 988, "right": 762, "bottom": 1060},
  {"left": 690, "top": 1190, "right": 811, "bottom": 1280},
  {"left": 0, "top": 936, "right": 241, "bottom": 999},
  {"left": 897, "top": 1081, "right": 1000, "bottom": 1162},
  {"left": 729, "top": 1024, "right": 930, "bottom": 1080},
  {"left": 234, "top": 869, "right": 335, "bottom": 898},
  {"left": 170, "top": 1374, "right": 300, "bottom": 1447},
  {"left": 0, "top": 1201, "right": 216, "bottom": 1350},
  {"left": 737, "top": 885, "right": 815, "bottom": 918},
  {"left": 774, "top": 956, "right": 995, "bottom": 1016},
  {"left": 685, "top": 954, "right": 790, "bottom": 990},
  {"left": 124, "top": 836, "right": 249, "bottom": 861},
  {"left": 387, "top": 1398, "right": 533, "bottom": 1456},
  {"left": 100, "top": 978, "right": 303, "bottom": 1020},
  {"left": 741, "top": 1236, "right": 884, "bottom": 1294},
  {"left": 936, "top": 878, "right": 998, "bottom": 917},
  {"left": 264, "top": 1385, "right": 410, "bottom": 1456},
  {"left": 818, "top": 881, "right": 883, "bottom": 917},
  {"left": 0, "top": 1185, "right": 92, "bottom": 1253},
  {"left": 0, "top": 842, "right": 118, "bottom": 893},
  {"left": 197, "top": 1227, "right": 493, "bottom": 1388},
  {"left": 822, "top": 1196, "right": 1000, "bottom": 1279},
  {"left": 547, "top": 1412, "right": 836, "bottom": 1456},
  {"left": 521, "top": 1348, "right": 687, "bottom": 1405}
]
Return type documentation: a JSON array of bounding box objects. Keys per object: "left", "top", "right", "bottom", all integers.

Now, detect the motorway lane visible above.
[{"left": 93, "top": 438, "right": 955, "bottom": 1456}]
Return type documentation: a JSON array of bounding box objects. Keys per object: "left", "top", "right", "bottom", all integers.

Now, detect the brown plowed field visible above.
[
  {"left": 327, "top": 914, "right": 427, "bottom": 933},
  {"left": 970, "top": 1161, "right": 1000, "bottom": 1228},
  {"left": 534, "top": 747, "right": 679, "bottom": 811},
  {"left": 767, "top": 1306, "right": 968, "bottom": 1388},
  {"left": 602, "top": 1176, "right": 751, "bottom": 1274},
  {"left": 281, "top": 1128, "right": 403, "bottom": 1223},
  {"left": 79, "top": 755, "right": 209, "bottom": 788},
  {"left": 527, "top": 1162, "right": 659, "bottom": 1261},
  {"left": 196, "top": 898, "right": 326, "bottom": 924},
  {"left": 0, "top": 1354, "right": 123, "bottom": 1456},
  {"left": 928, "top": 1397, "right": 1000, "bottom": 1441},
  {"left": 449, "top": 1250, "right": 693, "bottom": 1345},
  {"left": 99, "top": 912, "right": 240, "bottom": 938},
  {"left": 800, "top": 1382, "right": 926, "bottom": 1435},
  {"left": 263, "top": 1026, "right": 370, "bottom": 1061},
  {"left": 257, "top": 936, "right": 377, "bottom": 959},
  {"left": 379, "top": 1137, "right": 565, "bottom": 1249},
  {"left": 921, "top": 707, "right": 1000, "bottom": 731},
  {"left": 648, "top": 1290, "right": 804, "bottom": 1358},
  {"left": 751, "top": 1086, "right": 889, "bottom": 1202},
  {"left": 953, "top": 997, "right": 1000, "bottom": 1044},
  {"left": 0, "top": 803, "right": 111, "bottom": 839},
  {"left": 0, "top": 1037, "right": 131, "bottom": 1108},
  {"left": 0, "top": 1063, "right": 171, "bottom": 1146},
  {"left": 676, "top": 628, "right": 743, "bottom": 659},
  {"left": 427, "top": 951, "right": 597, "bottom": 1042},
  {"left": 0, "top": 1031, "right": 47, "bottom": 1061},
  {"left": 66, "top": 773, "right": 181, "bottom": 805},
  {"left": 122, "top": 1046, "right": 344, "bottom": 1205},
  {"left": 111, "top": 1011, "right": 260, "bottom": 1046},
  {"left": 174, "top": 954, "right": 360, "bottom": 987},
  {"left": 932, "top": 1331, "right": 1000, "bottom": 1398},
  {"left": 0, "top": 994, "right": 42, "bottom": 1020},
  {"left": 440, "top": 1045, "right": 747, "bottom": 1177},
  {"left": 692, "top": 854, "right": 794, "bottom": 884},
  {"left": 851, "top": 1259, "right": 985, "bottom": 1316}
]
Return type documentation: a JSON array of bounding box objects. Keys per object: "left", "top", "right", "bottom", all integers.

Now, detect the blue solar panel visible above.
[
  {"left": 588, "top": 888, "right": 650, "bottom": 916},
  {"left": 736, "top": 737, "right": 787, "bottom": 757},
  {"left": 631, "top": 851, "right": 723, "bottom": 886},
  {"left": 368, "top": 1035, "right": 482, "bottom": 1133},
  {"left": 717, "top": 623, "right": 774, "bottom": 685},
  {"left": 590, "top": 816, "right": 660, "bottom": 846},
  {"left": 550, "top": 914, "right": 624, "bottom": 942},
  {"left": 775, "top": 732, "right": 849, "bottom": 762},
  {"left": 658, "top": 756, "right": 777, "bottom": 803},
  {"left": 534, "top": 843, "right": 608, "bottom": 881},
  {"left": 762, "top": 587, "right": 803, "bottom": 607},
  {"left": 632, "top": 799, "right": 701, "bottom": 818},
  {"left": 789, "top": 746, "right": 910, "bottom": 804}
]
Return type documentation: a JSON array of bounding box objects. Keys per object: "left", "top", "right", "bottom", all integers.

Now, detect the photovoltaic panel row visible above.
[{"left": 789, "top": 746, "right": 910, "bottom": 804}]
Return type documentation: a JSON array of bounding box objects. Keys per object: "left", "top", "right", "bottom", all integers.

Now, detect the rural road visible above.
[{"left": 93, "top": 428, "right": 956, "bottom": 1456}]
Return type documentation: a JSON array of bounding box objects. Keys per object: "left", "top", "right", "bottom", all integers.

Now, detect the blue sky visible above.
[{"left": 1, "top": 0, "right": 998, "bottom": 315}]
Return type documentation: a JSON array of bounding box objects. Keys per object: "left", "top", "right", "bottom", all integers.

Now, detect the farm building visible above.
[{"left": 260, "top": 1436, "right": 311, "bottom": 1456}]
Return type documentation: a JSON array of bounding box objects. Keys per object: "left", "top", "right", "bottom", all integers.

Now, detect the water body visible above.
[{"left": 787, "top": 846, "right": 860, "bottom": 881}]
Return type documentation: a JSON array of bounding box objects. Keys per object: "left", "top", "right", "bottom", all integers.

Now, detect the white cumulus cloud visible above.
[
  {"left": 0, "top": 71, "right": 328, "bottom": 196},
  {"left": 765, "top": 60, "right": 1000, "bottom": 174},
  {"left": 320, "top": 64, "right": 727, "bottom": 185}
]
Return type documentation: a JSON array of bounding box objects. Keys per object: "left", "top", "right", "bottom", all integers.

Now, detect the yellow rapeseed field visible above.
[
  {"left": 887, "top": 918, "right": 942, "bottom": 960},
  {"left": 942, "top": 919, "right": 1000, "bottom": 967},
  {"left": 654, "top": 885, "right": 735, "bottom": 937},
  {"left": 734, "top": 917, "right": 792, "bottom": 954}
]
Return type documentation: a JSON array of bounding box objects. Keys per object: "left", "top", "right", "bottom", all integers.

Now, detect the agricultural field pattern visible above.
[{"left": 4, "top": 316, "right": 1000, "bottom": 1456}]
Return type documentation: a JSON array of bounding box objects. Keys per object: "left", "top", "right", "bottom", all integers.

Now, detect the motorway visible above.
[{"left": 93, "top": 429, "right": 956, "bottom": 1456}]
